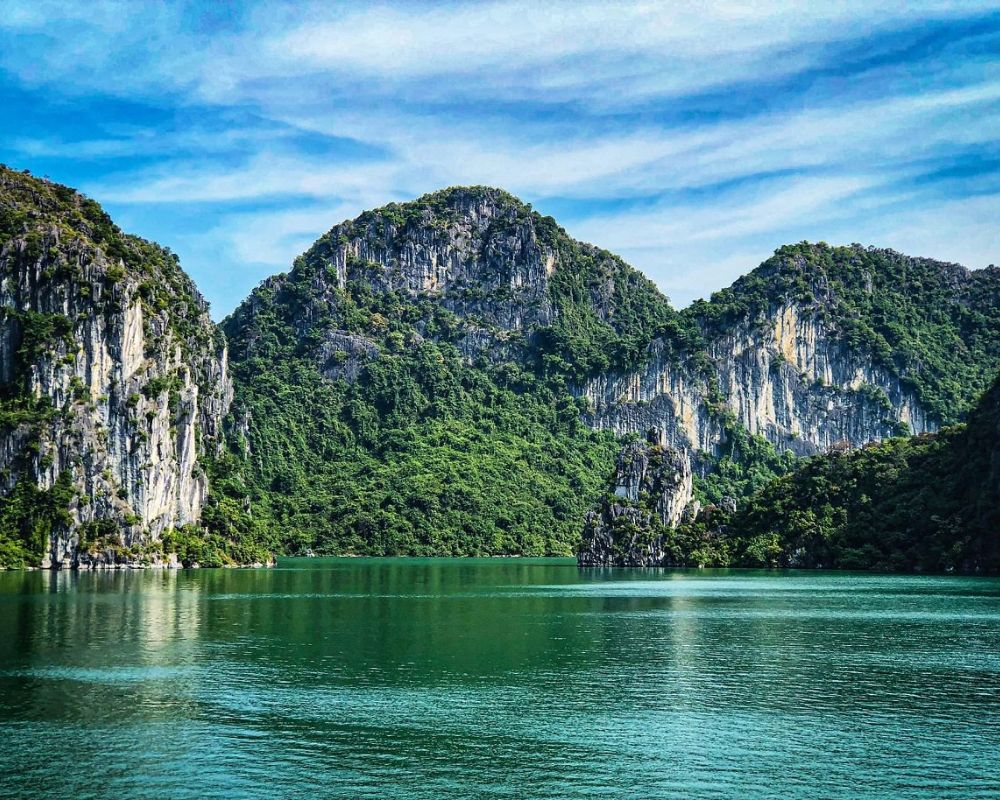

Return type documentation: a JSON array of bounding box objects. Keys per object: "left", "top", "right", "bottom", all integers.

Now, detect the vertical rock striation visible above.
[
  {"left": 0, "top": 167, "right": 231, "bottom": 567},
  {"left": 579, "top": 242, "right": 1000, "bottom": 466},
  {"left": 304, "top": 187, "right": 561, "bottom": 335},
  {"left": 581, "top": 300, "right": 934, "bottom": 458}
]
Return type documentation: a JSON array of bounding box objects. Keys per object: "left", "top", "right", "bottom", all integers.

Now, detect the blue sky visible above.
[{"left": 2, "top": 1, "right": 998, "bottom": 318}]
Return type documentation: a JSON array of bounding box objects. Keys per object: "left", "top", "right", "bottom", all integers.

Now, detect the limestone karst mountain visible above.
[
  {"left": 220, "top": 186, "right": 1000, "bottom": 559},
  {"left": 0, "top": 166, "right": 234, "bottom": 567},
  {"left": 588, "top": 241, "right": 1000, "bottom": 455},
  {"left": 3, "top": 172, "right": 999, "bottom": 569}
]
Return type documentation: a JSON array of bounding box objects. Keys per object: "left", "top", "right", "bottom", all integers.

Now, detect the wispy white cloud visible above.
[
  {"left": 245, "top": 1, "right": 995, "bottom": 107},
  {"left": 86, "top": 71, "right": 998, "bottom": 214},
  {"left": 876, "top": 192, "right": 1000, "bottom": 269},
  {"left": 212, "top": 203, "right": 365, "bottom": 267},
  {"left": 5, "top": 1, "right": 995, "bottom": 107},
  {"left": 94, "top": 154, "right": 402, "bottom": 205},
  {"left": 574, "top": 175, "right": 877, "bottom": 247},
  {"left": 567, "top": 175, "right": 878, "bottom": 305}
]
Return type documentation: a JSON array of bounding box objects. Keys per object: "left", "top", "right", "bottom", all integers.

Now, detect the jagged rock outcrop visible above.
[
  {"left": 0, "top": 167, "right": 231, "bottom": 567},
  {"left": 577, "top": 430, "right": 694, "bottom": 567},
  {"left": 319, "top": 189, "right": 561, "bottom": 333},
  {"left": 317, "top": 331, "right": 380, "bottom": 383},
  {"left": 238, "top": 186, "right": 670, "bottom": 369}
]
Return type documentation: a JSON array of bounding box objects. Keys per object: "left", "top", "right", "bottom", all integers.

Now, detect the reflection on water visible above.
[{"left": 1, "top": 559, "right": 998, "bottom": 799}]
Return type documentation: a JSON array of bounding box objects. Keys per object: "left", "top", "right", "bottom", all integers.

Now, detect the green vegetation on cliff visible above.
[
  {"left": 531, "top": 239, "right": 698, "bottom": 379},
  {"left": 221, "top": 193, "right": 1000, "bottom": 566},
  {"left": 620, "top": 373, "right": 1000, "bottom": 574},
  {"left": 0, "top": 165, "right": 216, "bottom": 355},
  {"left": 0, "top": 473, "right": 74, "bottom": 568},
  {"left": 729, "top": 433, "right": 958, "bottom": 570},
  {"left": 727, "top": 373, "right": 1000, "bottom": 573}
]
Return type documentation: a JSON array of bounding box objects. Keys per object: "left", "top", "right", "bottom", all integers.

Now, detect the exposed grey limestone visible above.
[
  {"left": 323, "top": 193, "right": 560, "bottom": 335},
  {"left": 285, "top": 191, "right": 936, "bottom": 464},
  {"left": 318, "top": 330, "right": 380, "bottom": 383},
  {"left": 580, "top": 302, "right": 935, "bottom": 458},
  {"left": 0, "top": 225, "right": 231, "bottom": 567}
]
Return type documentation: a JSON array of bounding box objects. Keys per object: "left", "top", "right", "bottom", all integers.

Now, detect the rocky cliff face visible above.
[
  {"left": 580, "top": 235, "right": 1000, "bottom": 465},
  {"left": 0, "top": 168, "right": 231, "bottom": 567},
  {"left": 322, "top": 189, "right": 560, "bottom": 333},
  {"left": 226, "top": 191, "right": 997, "bottom": 567},
  {"left": 724, "top": 370, "right": 1000, "bottom": 574},
  {"left": 582, "top": 300, "right": 934, "bottom": 458},
  {"left": 578, "top": 431, "right": 694, "bottom": 567},
  {"left": 573, "top": 240, "right": 1000, "bottom": 566}
]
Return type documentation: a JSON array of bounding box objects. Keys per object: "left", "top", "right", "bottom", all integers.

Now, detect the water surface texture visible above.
[{"left": 1, "top": 559, "right": 998, "bottom": 799}]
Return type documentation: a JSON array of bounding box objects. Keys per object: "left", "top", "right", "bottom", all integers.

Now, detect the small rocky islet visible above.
[{"left": 2, "top": 166, "right": 998, "bottom": 573}]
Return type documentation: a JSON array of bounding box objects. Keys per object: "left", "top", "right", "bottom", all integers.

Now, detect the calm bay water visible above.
[{"left": 0, "top": 559, "right": 998, "bottom": 799}]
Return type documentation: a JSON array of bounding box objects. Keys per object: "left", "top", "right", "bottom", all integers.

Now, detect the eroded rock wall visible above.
[
  {"left": 578, "top": 431, "right": 694, "bottom": 567},
  {"left": 0, "top": 222, "right": 230, "bottom": 566},
  {"left": 581, "top": 302, "right": 934, "bottom": 458}
]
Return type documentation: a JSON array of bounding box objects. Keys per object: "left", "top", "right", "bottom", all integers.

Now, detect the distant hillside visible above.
[{"left": 690, "top": 242, "right": 1000, "bottom": 424}]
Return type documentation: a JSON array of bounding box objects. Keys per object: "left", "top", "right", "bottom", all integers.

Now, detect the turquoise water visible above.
[{"left": 0, "top": 559, "right": 998, "bottom": 799}]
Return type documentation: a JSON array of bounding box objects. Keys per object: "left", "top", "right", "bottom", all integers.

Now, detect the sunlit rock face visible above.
[
  {"left": 319, "top": 188, "right": 561, "bottom": 332},
  {"left": 581, "top": 299, "right": 934, "bottom": 459},
  {"left": 0, "top": 167, "right": 231, "bottom": 566}
]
